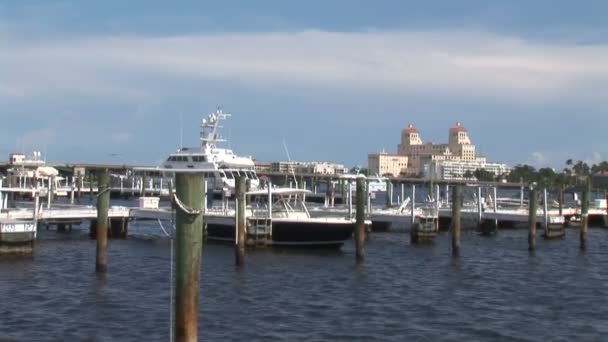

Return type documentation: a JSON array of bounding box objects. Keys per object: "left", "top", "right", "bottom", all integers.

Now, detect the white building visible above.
[
  {"left": 424, "top": 159, "right": 511, "bottom": 180},
  {"left": 270, "top": 161, "right": 348, "bottom": 175},
  {"left": 367, "top": 152, "right": 409, "bottom": 177}
]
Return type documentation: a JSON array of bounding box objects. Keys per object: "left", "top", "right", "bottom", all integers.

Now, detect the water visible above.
[{"left": 2, "top": 222, "right": 608, "bottom": 341}]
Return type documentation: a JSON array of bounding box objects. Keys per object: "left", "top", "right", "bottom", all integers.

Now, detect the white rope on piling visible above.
[
  {"left": 95, "top": 187, "right": 110, "bottom": 198},
  {"left": 172, "top": 193, "right": 202, "bottom": 216},
  {"left": 157, "top": 219, "right": 174, "bottom": 238}
]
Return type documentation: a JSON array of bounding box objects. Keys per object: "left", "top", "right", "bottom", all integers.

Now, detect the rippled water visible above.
[{"left": 2, "top": 221, "right": 608, "bottom": 341}]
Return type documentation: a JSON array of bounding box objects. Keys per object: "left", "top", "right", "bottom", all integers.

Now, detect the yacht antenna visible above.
[
  {"left": 282, "top": 139, "right": 298, "bottom": 188},
  {"left": 179, "top": 113, "right": 183, "bottom": 149}
]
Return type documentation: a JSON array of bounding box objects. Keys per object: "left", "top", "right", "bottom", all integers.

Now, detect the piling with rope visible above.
[
  {"left": 355, "top": 176, "right": 366, "bottom": 262},
  {"left": 235, "top": 176, "right": 246, "bottom": 266},
  {"left": 95, "top": 169, "right": 110, "bottom": 273},
  {"left": 174, "top": 172, "right": 204, "bottom": 341}
]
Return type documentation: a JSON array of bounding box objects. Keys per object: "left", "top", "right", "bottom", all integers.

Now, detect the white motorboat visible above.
[{"left": 205, "top": 187, "right": 368, "bottom": 248}]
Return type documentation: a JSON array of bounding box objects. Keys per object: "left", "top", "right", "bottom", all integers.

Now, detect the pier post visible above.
[
  {"left": 580, "top": 180, "right": 590, "bottom": 250},
  {"left": 70, "top": 177, "right": 75, "bottom": 205},
  {"left": 7, "top": 173, "right": 13, "bottom": 208},
  {"left": 96, "top": 169, "right": 110, "bottom": 273},
  {"left": 174, "top": 172, "right": 204, "bottom": 341},
  {"left": 142, "top": 174, "right": 147, "bottom": 197},
  {"left": 476, "top": 186, "right": 483, "bottom": 231},
  {"left": 543, "top": 188, "right": 549, "bottom": 237},
  {"left": 235, "top": 176, "right": 246, "bottom": 266},
  {"left": 355, "top": 176, "right": 366, "bottom": 262},
  {"left": 451, "top": 185, "right": 462, "bottom": 257},
  {"left": 493, "top": 187, "right": 498, "bottom": 228},
  {"left": 558, "top": 186, "right": 564, "bottom": 217},
  {"left": 47, "top": 176, "right": 55, "bottom": 209},
  {"left": 77, "top": 174, "right": 82, "bottom": 204},
  {"left": 411, "top": 184, "right": 416, "bottom": 226},
  {"left": 330, "top": 180, "right": 335, "bottom": 207},
  {"left": 528, "top": 186, "right": 537, "bottom": 252},
  {"left": 386, "top": 180, "right": 393, "bottom": 208},
  {"left": 520, "top": 185, "right": 524, "bottom": 208},
  {"left": 89, "top": 172, "right": 94, "bottom": 204}
]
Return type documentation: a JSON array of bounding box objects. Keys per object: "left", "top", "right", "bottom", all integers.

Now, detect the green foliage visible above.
[
  {"left": 506, "top": 159, "right": 608, "bottom": 188},
  {"left": 473, "top": 168, "right": 495, "bottom": 182}
]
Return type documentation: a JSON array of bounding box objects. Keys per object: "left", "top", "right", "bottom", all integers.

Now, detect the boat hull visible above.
[{"left": 205, "top": 215, "right": 354, "bottom": 248}]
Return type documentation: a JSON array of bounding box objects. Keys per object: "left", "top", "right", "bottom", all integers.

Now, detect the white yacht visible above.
[
  {"left": 162, "top": 109, "right": 259, "bottom": 194},
  {"left": 338, "top": 173, "right": 388, "bottom": 193}
]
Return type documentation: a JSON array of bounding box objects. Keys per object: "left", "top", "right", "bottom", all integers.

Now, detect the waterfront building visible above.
[
  {"left": 423, "top": 159, "right": 511, "bottom": 180},
  {"left": 270, "top": 161, "right": 348, "bottom": 175},
  {"left": 368, "top": 122, "right": 509, "bottom": 180},
  {"left": 367, "top": 151, "right": 409, "bottom": 177}
]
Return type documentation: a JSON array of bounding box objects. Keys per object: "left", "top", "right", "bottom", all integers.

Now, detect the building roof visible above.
[
  {"left": 402, "top": 123, "right": 419, "bottom": 134},
  {"left": 450, "top": 122, "right": 467, "bottom": 132}
]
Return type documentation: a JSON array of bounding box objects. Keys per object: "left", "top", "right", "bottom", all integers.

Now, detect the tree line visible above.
[{"left": 467, "top": 159, "right": 608, "bottom": 188}]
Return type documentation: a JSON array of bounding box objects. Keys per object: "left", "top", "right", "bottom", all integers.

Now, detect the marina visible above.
[{"left": 1, "top": 117, "right": 608, "bottom": 342}]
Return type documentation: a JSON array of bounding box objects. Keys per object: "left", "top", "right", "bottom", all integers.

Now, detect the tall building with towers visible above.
[{"left": 368, "top": 122, "right": 509, "bottom": 179}]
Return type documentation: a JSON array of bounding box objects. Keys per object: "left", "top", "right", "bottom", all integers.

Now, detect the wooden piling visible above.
[
  {"left": 95, "top": 169, "right": 110, "bottom": 273},
  {"left": 528, "top": 186, "right": 537, "bottom": 252},
  {"left": 386, "top": 180, "right": 393, "bottom": 208},
  {"left": 541, "top": 188, "right": 548, "bottom": 236},
  {"left": 6, "top": 172, "right": 14, "bottom": 208},
  {"left": 89, "top": 172, "right": 94, "bottom": 203},
  {"left": 452, "top": 186, "right": 462, "bottom": 257},
  {"left": 174, "top": 172, "right": 204, "bottom": 341},
  {"left": 355, "top": 176, "right": 366, "bottom": 262},
  {"left": 558, "top": 186, "right": 564, "bottom": 217},
  {"left": 142, "top": 174, "right": 147, "bottom": 197},
  {"left": 580, "top": 180, "right": 590, "bottom": 250},
  {"left": 235, "top": 176, "right": 246, "bottom": 266}
]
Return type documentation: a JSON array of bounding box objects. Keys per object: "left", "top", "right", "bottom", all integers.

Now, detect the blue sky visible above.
[{"left": 1, "top": 1, "right": 607, "bottom": 168}]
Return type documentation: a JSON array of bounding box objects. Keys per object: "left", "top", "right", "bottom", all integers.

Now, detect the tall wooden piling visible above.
[
  {"left": 452, "top": 185, "right": 462, "bottom": 257},
  {"left": 235, "top": 176, "right": 246, "bottom": 266},
  {"left": 528, "top": 186, "right": 537, "bottom": 252},
  {"left": 96, "top": 169, "right": 110, "bottom": 273},
  {"left": 174, "top": 172, "right": 204, "bottom": 341},
  {"left": 355, "top": 176, "right": 366, "bottom": 262},
  {"left": 580, "top": 180, "right": 590, "bottom": 250}
]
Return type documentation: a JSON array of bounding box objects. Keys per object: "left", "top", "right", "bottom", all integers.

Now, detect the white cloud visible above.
[
  {"left": 528, "top": 151, "right": 547, "bottom": 166},
  {"left": 1, "top": 30, "right": 608, "bottom": 102}
]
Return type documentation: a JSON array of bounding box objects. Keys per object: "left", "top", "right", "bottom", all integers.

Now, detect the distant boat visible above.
[
  {"left": 337, "top": 174, "right": 388, "bottom": 193},
  {"left": 162, "top": 109, "right": 259, "bottom": 194}
]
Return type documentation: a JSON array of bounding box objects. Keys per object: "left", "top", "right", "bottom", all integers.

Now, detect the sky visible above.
[{"left": 1, "top": 0, "right": 608, "bottom": 169}]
